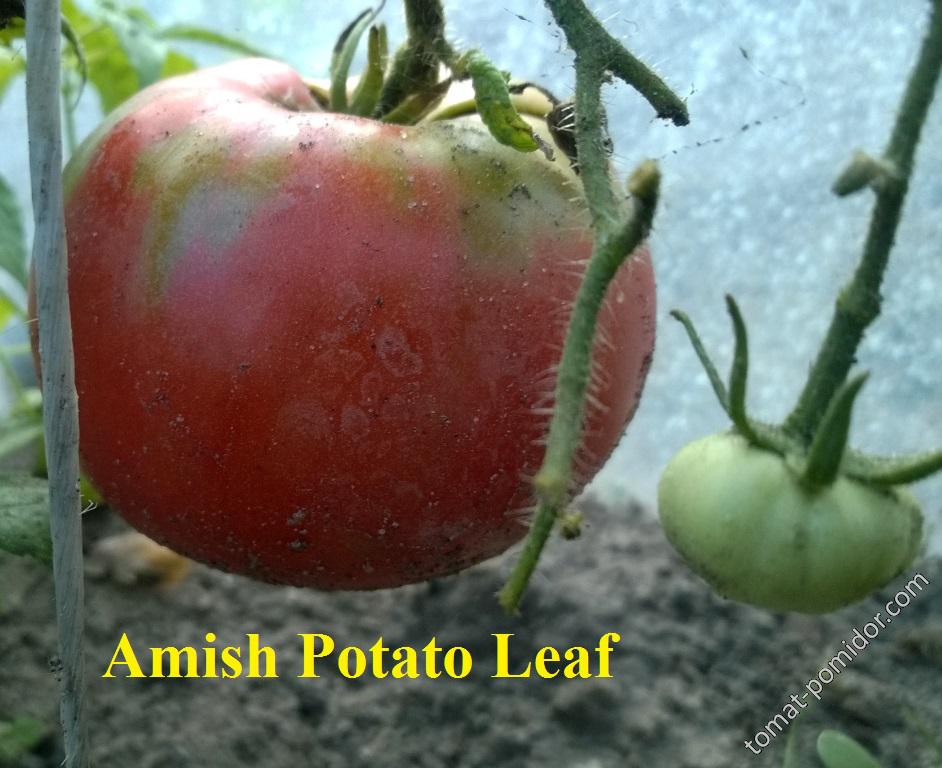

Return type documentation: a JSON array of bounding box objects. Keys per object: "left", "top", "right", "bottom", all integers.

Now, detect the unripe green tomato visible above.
[{"left": 657, "top": 432, "right": 924, "bottom": 613}]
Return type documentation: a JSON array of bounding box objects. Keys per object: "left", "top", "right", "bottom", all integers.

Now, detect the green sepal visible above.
[
  {"left": 669, "top": 309, "right": 730, "bottom": 416},
  {"left": 724, "top": 295, "right": 762, "bottom": 446},
  {"left": 801, "top": 373, "right": 868, "bottom": 488},
  {"left": 381, "top": 77, "right": 451, "bottom": 124},
  {"left": 330, "top": 4, "right": 383, "bottom": 113},
  {"left": 349, "top": 24, "right": 388, "bottom": 117},
  {"left": 672, "top": 299, "right": 791, "bottom": 456},
  {"left": 816, "top": 730, "right": 882, "bottom": 768},
  {"left": 844, "top": 445, "right": 942, "bottom": 486}
]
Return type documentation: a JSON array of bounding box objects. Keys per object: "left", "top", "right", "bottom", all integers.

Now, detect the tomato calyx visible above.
[
  {"left": 659, "top": 295, "right": 936, "bottom": 613},
  {"left": 308, "top": 2, "right": 561, "bottom": 161},
  {"left": 671, "top": 295, "right": 942, "bottom": 493},
  {"left": 659, "top": 3, "right": 942, "bottom": 613}
]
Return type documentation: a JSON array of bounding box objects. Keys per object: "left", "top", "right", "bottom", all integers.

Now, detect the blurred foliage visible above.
[
  {"left": 0, "top": 473, "right": 51, "bottom": 564},
  {"left": 0, "top": 176, "right": 26, "bottom": 322},
  {"left": 0, "top": 0, "right": 262, "bottom": 561},
  {"left": 0, "top": 715, "right": 46, "bottom": 766},
  {"left": 815, "top": 730, "right": 882, "bottom": 768},
  {"left": 1, "top": 0, "right": 266, "bottom": 113}
]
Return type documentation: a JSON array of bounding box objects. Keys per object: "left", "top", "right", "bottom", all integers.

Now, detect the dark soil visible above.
[{"left": 2, "top": 497, "right": 941, "bottom": 768}]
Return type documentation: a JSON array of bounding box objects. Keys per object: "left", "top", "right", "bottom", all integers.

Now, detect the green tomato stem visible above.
[
  {"left": 498, "top": 163, "right": 660, "bottom": 613},
  {"left": 543, "top": 0, "right": 689, "bottom": 128},
  {"left": 784, "top": 0, "right": 942, "bottom": 444},
  {"left": 572, "top": 60, "right": 621, "bottom": 232},
  {"left": 373, "top": 0, "right": 447, "bottom": 118},
  {"left": 499, "top": 0, "right": 687, "bottom": 612}
]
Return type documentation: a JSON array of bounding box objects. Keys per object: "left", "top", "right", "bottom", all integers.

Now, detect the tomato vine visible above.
[
  {"left": 783, "top": 0, "right": 942, "bottom": 447},
  {"left": 496, "top": 0, "right": 687, "bottom": 612},
  {"left": 658, "top": 0, "right": 942, "bottom": 613}
]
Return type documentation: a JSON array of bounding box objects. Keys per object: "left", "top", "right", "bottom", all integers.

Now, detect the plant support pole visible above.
[{"left": 25, "top": 1, "right": 89, "bottom": 766}]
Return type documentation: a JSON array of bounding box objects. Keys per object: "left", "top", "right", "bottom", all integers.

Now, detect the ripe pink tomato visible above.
[{"left": 38, "top": 58, "right": 655, "bottom": 589}]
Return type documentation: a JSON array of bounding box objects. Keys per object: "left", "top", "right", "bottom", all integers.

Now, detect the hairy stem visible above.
[
  {"left": 543, "top": 0, "right": 688, "bottom": 126},
  {"left": 498, "top": 0, "right": 686, "bottom": 612},
  {"left": 572, "top": 63, "right": 620, "bottom": 232},
  {"left": 25, "top": 0, "right": 88, "bottom": 766},
  {"left": 499, "top": 163, "right": 659, "bottom": 613},
  {"left": 784, "top": 0, "right": 942, "bottom": 442},
  {"left": 374, "top": 0, "right": 447, "bottom": 116}
]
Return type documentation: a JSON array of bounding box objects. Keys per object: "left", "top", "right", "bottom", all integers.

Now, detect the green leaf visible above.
[
  {"left": 0, "top": 43, "right": 25, "bottom": 102},
  {"left": 816, "top": 730, "right": 881, "bottom": 768},
  {"left": 159, "top": 48, "right": 196, "bottom": 79},
  {"left": 0, "top": 292, "right": 15, "bottom": 328},
  {"left": 0, "top": 716, "right": 47, "bottom": 765},
  {"left": 0, "top": 174, "right": 27, "bottom": 289},
  {"left": 63, "top": 0, "right": 139, "bottom": 112},
  {"left": 0, "top": 16, "right": 25, "bottom": 45},
  {"left": 0, "top": 421, "right": 42, "bottom": 463},
  {"left": 0, "top": 342, "right": 29, "bottom": 398},
  {"left": 0, "top": 473, "right": 51, "bottom": 564},
  {"left": 157, "top": 23, "right": 268, "bottom": 58},
  {"left": 93, "top": 0, "right": 165, "bottom": 90}
]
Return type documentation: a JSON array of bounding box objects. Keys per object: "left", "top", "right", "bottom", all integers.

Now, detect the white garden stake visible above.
[{"left": 25, "top": 0, "right": 89, "bottom": 765}]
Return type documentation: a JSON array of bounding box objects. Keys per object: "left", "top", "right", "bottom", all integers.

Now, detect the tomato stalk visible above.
[
  {"left": 783, "top": 0, "right": 942, "bottom": 446},
  {"left": 373, "top": 0, "right": 449, "bottom": 117},
  {"left": 24, "top": 0, "right": 88, "bottom": 765},
  {"left": 657, "top": 0, "right": 942, "bottom": 614},
  {"left": 499, "top": 163, "right": 659, "bottom": 611},
  {"left": 671, "top": 0, "right": 942, "bottom": 490},
  {"left": 498, "top": 0, "right": 688, "bottom": 613},
  {"left": 544, "top": 0, "right": 690, "bottom": 127},
  {"left": 326, "top": 1, "right": 559, "bottom": 151}
]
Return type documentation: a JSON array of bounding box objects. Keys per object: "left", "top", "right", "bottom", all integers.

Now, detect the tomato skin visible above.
[
  {"left": 43, "top": 58, "right": 655, "bottom": 589},
  {"left": 657, "top": 432, "right": 924, "bottom": 613}
]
